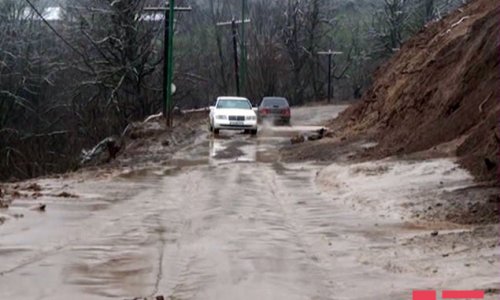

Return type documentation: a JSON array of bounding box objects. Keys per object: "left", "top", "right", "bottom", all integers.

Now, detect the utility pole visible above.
[
  {"left": 216, "top": 18, "right": 250, "bottom": 96},
  {"left": 318, "top": 50, "right": 343, "bottom": 103},
  {"left": 240, "top": 0, "right": 247, "bottom": 95},
  {"left": 144, "top": 2, "right": 191, "bottom": 127}
]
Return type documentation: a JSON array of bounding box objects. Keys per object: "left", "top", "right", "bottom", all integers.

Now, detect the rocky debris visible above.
[
  {"left": 29, "top": 203, "right": 46, "bottom": 212},
  {"left": 290, "top": 134, "right": 305, "bottom": 144},
  {"left": 0, "top": 200, "right": 8, "bottom": 209},
  {"left": 32, "top": 192, "right": 43, "bottom": 198},
  {"left": 54, "top": 191, "right": 79, "bottom": 198},
  {"left": 329, "top": 0, "right": 500, "bottom": 182},
  {"left": 308, "top": 128, "right": 326, "bottom": 141},
  {"left": 409, "top": 185, "right": 500, "bottom": 225},
  {"left": 485, "top": 288, "right": 500, "bottom": 295},
  {"left": 26, "top": 183, "right": 42, "bottom": 191},
  {"left": 0, "top": 187, "right": 7, "bottom": 209},
  {"left": 106, "top": 137, "right": 122, "bottom": 162},
  {"left": 290, "top": 128, "right": 327, "bottom": 144},
  {"left": 83, "top": 110, "right": 206, "bottom": 171},
  {"left": 81, "top": 136, "right": 124, "bottom": 165},
  {"left": 128, "top": 124, "right": 159, "bottom": 140},
  {"left": 483, "top": 158, "right": 496, "bottom": 171},
  {"left": 12, "top": 213, "right": 23, "bottom": 219},
  {"left": 130, "top": 295, "right": 165, "bottom": 300},
  {"left": 281, "top": 135, "right": 367, "bottom": 163}
]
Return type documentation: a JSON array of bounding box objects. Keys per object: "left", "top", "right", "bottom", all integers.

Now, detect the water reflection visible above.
[{"left": 209, "top": 134, "right": 258, "bottom": 164}]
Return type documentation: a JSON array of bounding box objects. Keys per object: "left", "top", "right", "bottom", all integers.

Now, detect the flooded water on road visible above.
[{"left": 1, "top": 105, "right": 497, "bottom": 300}]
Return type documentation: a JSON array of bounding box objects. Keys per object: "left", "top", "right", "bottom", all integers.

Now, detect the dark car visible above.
[{"left": 258, "top": 97, "right": 291, "bottom": 125}]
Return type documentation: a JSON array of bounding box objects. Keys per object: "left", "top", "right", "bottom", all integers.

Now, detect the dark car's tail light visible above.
[{"left": 282, "top": 108, "right": 290, "bottom": 116}]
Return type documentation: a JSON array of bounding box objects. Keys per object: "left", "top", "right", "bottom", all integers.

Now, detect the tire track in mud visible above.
[
  {"left": 0, "top": 181, "right": 155, "bottom": 278},
  {"left": 265, "top": 169, "right": 337, "bottom": 293},
  {"left": 146, "top": 166, "right": 230, "bottom": 299},
  {"left": 243, "top": 164, "right": 341, "bottom": 298},
  {"left": 147, "top": 214, "right": 167, "bottom": 298},
  {"left": 154, "top": 163, "right": 340, "bottom": 299},
  {"left": 146, "top": 169, "right": 200, "bottom": 299},
  {"left": 166, "top": 167, "right": 239, "bottom": 299},
  {"left": 0, "top": 179, "right": 167, "bottom": 299},
  {"left": 0, "top": 245, "right": 66, "bottom": 276},
  {"left": 265, "top": 164, "right": 409, "bottom": 298}
]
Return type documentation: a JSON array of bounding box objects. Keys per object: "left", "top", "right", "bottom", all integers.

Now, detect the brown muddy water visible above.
[{"left": 0, "top": 105, "right": 498, "bottom": 300}]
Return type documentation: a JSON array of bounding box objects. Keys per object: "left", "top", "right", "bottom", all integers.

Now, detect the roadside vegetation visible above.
[{"left": 1, "top": 0, "right": 468, "bottom": 180}]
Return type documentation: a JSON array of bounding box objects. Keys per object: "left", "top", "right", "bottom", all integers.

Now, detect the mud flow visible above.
[{"left": 0, "top": 105, "right": 498, "bottom": 300}]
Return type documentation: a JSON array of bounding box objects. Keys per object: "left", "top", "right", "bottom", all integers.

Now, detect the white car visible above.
[{"left": 209, "top": 96, "right": 258, "bottom": 135}]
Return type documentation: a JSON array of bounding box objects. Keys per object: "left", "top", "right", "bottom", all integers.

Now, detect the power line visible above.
[{"left": 23, "top": 0, "right": 86, "bottom": 59}]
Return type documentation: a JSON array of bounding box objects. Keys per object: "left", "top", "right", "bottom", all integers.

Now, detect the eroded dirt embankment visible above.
[{"left": 328, "top": 0, "right": 499, "bottom": 182}]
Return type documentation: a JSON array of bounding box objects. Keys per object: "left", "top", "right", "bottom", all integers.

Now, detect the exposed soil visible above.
[
  {"left": 74, "top": 111, "right": 208, "bottom": 178},
  {"left": 317, "top": 157, "right": 500, "bottom": 225},
  {"left": 411, "top": 185, "right": 500, "bottom": 225},
  {"left": 116, "top": 111, "right": 208, "bottom": 167},
  {"left": 0, "top": 105, "right": 498, "bottom": 299},
  {"left": 280, "top": 135, "right": 374, "bottom": 163},
  {"left": 327, "top": 0, "right": 500, "bottom": 182}
]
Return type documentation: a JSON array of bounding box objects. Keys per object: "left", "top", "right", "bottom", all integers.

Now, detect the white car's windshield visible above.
[{"left": 216, "top": 99, "right": 252, "bottom": 110}]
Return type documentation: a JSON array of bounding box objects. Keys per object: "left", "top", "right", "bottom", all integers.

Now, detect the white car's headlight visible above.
[
  {"left": 246, "top": 116, "right": 257, "bottom": 121},
  {"left": 215, "top": 115, "right": 227, "bottom": 120}
]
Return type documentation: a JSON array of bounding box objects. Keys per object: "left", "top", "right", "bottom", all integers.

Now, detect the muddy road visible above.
[{"left": 0, "top": 105, "right": 498, "bottom": 300}]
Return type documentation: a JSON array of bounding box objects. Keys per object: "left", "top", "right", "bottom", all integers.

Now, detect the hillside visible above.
[{"left": 330, "top": 0, "right": 499, "bottom": 181}]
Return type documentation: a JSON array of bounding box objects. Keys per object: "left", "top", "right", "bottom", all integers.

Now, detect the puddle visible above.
[
  {"left": 161, "top": 166, "right": 182, "bottom": 176},
  {"left": 2, "top": 105, "right": 497, "bottom": 300},
  {"left": 118, "top": 168, "right": 163, "bottom": 179},
  {"left": 168, "top": 158, "right": 209, "bottom": 168},
  {"left": 140, "top": 123, "right": 331, "bottom": 168},
  {"left": 271, "top": 162, "right": 291, "bottom": 175},
  {"left": 212, "top": 145, "right": 245, "bottom": 159},
  {"left": 360, "top": 141, "right": 378, "bottom": 149}
]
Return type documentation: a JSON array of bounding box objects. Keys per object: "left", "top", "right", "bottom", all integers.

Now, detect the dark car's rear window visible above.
[{"left": 261, "top": 98, "right": 289, "bottom": 107}]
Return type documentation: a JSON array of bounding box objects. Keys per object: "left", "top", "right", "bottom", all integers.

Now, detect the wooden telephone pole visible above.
[
  {"left": 216, "top": 18, "right": 250, "bottom": 96},
  {"left": 144, "top": 2, "right": 191, "bottom": 127},
  {"left": 240, "top": 0, "right": 248, "bottom": 95},
  {"left": 318, "top": 50, "right": 343, "bottom": 103}
]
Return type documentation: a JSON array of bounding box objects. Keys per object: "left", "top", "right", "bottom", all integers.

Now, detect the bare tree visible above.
[
  {"left": 372, "top": 0, "right": 410, "bottom": 55},
  {"left": 66, "top": 0, "right": 164, "bottom": 135},
  {"left": 0, "top": 0, "right": 471, "bottom": 180}
]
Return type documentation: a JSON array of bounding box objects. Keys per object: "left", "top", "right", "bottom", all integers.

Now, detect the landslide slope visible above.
[{"left": 330, "top": 0, "right": 499, "bottom": 181}]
